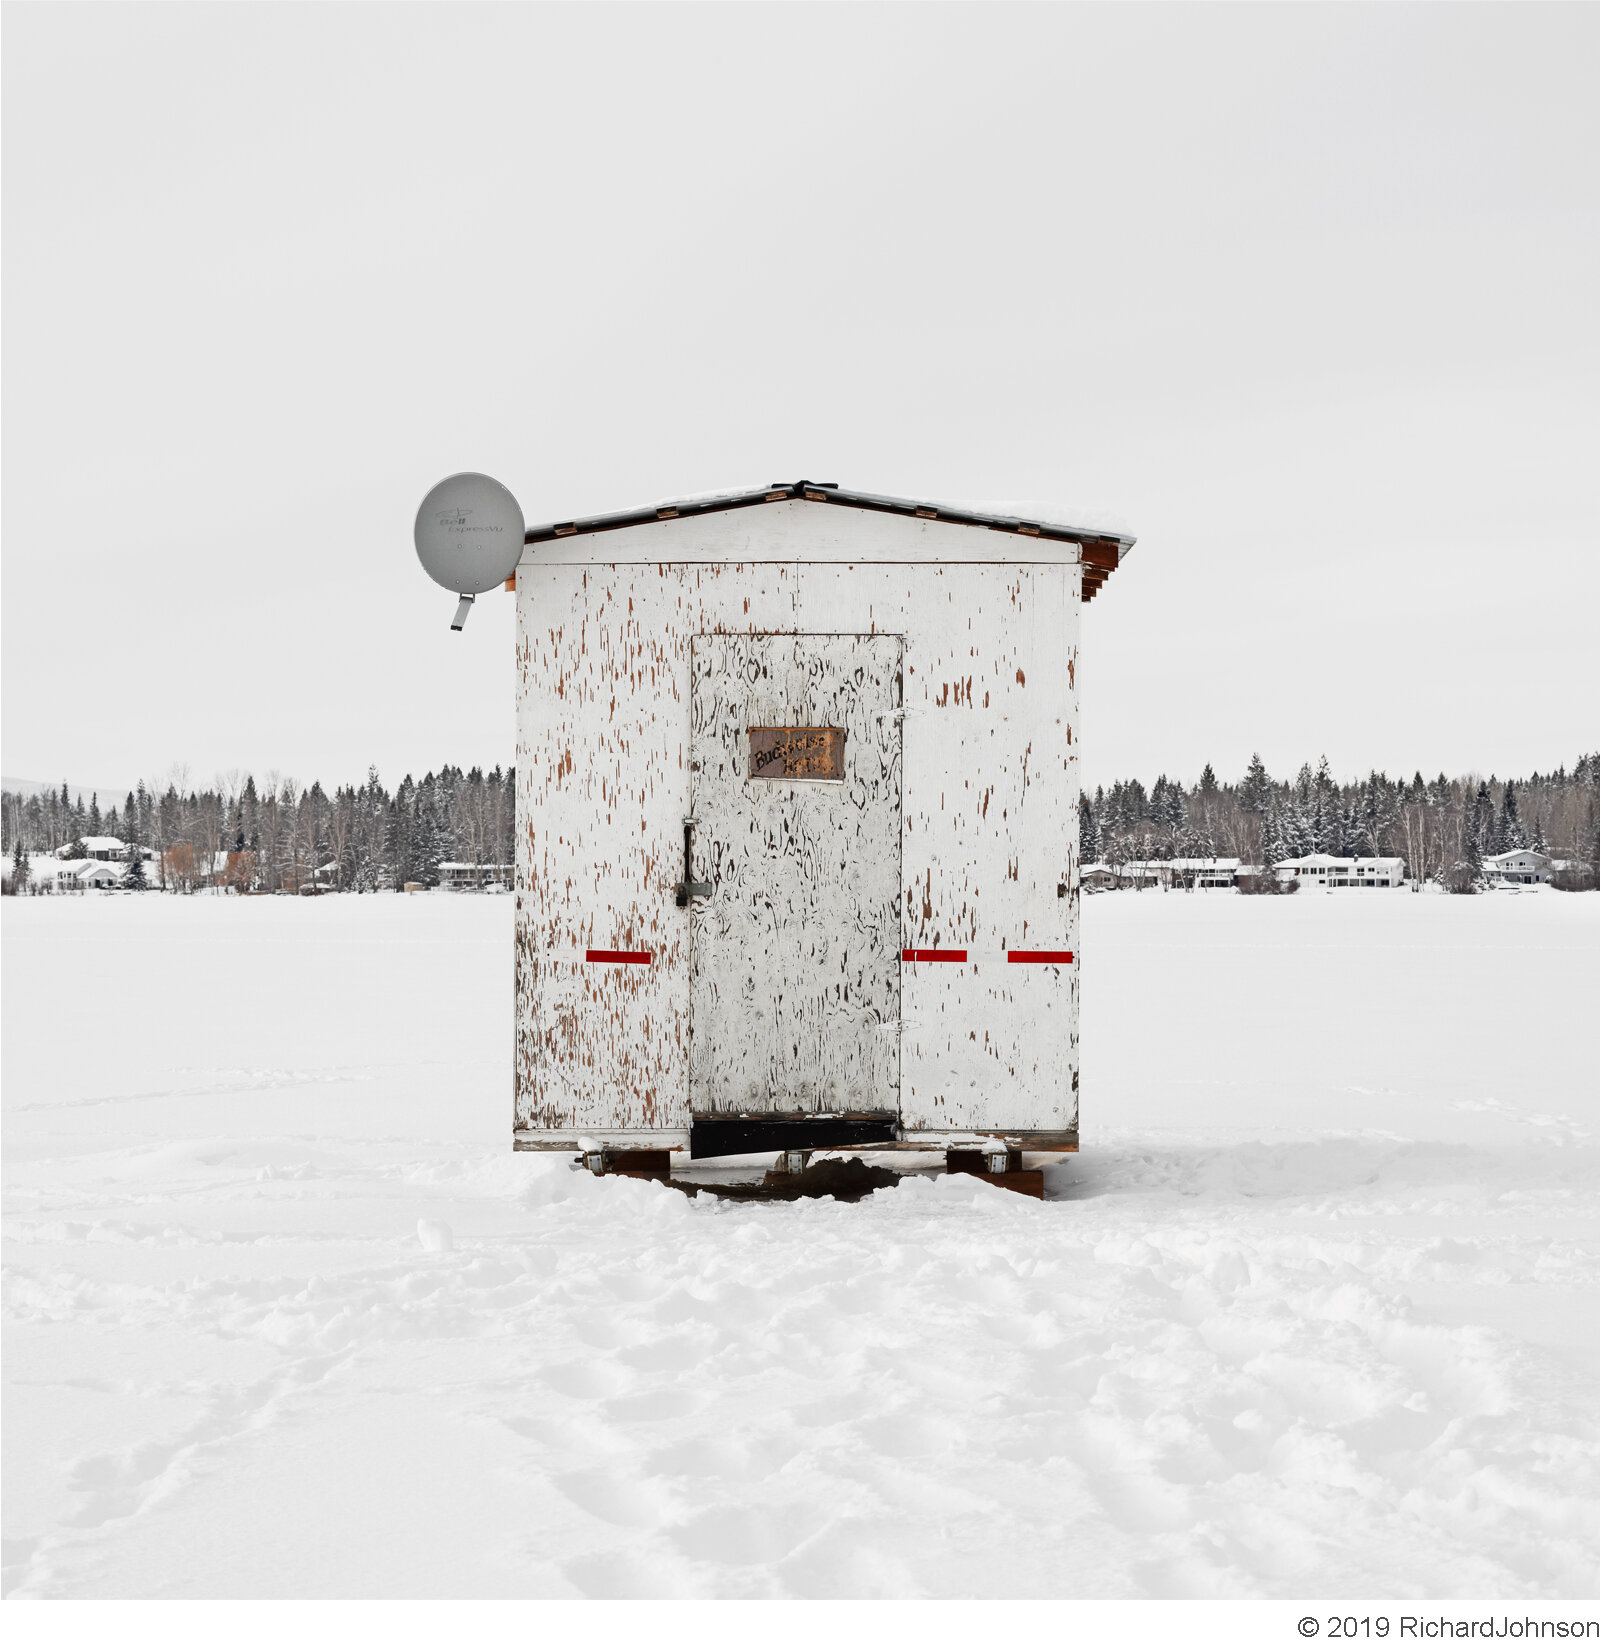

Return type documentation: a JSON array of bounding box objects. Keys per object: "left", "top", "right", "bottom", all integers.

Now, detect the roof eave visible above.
[{"left": 522, "top": 480, "right": 1133, "bottom": 599}]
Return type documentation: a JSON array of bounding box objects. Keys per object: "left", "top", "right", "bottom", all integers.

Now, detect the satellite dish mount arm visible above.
[{"left": 450, "top": 594, "right": 475, "bottom": 632}]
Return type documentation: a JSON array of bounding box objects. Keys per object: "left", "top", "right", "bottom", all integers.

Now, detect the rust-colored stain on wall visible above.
[{"left": 515, "top": 510, "right": 1083, "bottom": 1145}]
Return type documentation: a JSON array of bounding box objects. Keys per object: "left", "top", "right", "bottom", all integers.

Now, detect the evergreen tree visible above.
[
  {"left": 389, "top": 775, "right": 418, "bottom": 887},
  {"left": 1499, "top": 780, "right": 1527, "bottom": 851},
  {"left": 416, "top": 772, "right": 452, "bottom": 885},
  {"left": 1262, "top": 799, "right": 1291, "bottom": 868},
  {"left": 1158, "top": 776, "right": 1187, "bottom": 834},
  {"left": 1470, "top": 781, "right": 1495, "bottom": 859},
  {"left": 1341, "top": 803, "right": 1362, "bottom": 857},
  {"left": 11, "top": 837, "right": 30, "bottom": 891},
  {"left": 1359, "top": 772, "right": 1395, "bottom": 855},
  {"left": 88, "top": 792, "right": 102, "bottom": 835},
  {"left": 124, "top": 848, "right": 148, "bottom": 891},
  {"left": 64, "top": 835, "right": 88, "bottom": 861},
  {"left": 1463, "top": 812, "right": 1484, "bottom": 885},
  {"left": 1240, "top": 753, "right": 1272, "bottom": 816},
  {"left": 1198, "top": 763, "right": 1218, "bottom": 797}
]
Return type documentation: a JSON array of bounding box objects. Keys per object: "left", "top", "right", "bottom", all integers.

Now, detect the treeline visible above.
[
  {"left": 1, "top": 767, "right": 513, "bottom": 893},
  {"left": 6, "top": 751, "right": 1598, "bottom": 896},
  {"left": 1080, "top": 753, "right": 1600, "bottom": 889}
]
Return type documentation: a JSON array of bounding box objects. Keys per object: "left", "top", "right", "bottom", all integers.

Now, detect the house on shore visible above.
[
  {"left": 1107, "top": 857, "right": 1242, "bottom": 890},
  {"left": 1484, "top": 849, "right": 1552, "bottom": 886},
  {"left": 439, "top": 861, "right": 513, "bottom": 891},
  {"left": 1275, "top": 854, "right": 1406, "bottom": 889},
  {"left": 62, "top": 860, "right": 124, "bottom": 889},
  {"left": 24, "top": 856, "right": 125, "bottom": 891},
  {"left": 57, "top": 835, "right": 127, "bottom": 862}
]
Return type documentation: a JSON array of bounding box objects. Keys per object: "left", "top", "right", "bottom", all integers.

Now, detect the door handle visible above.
[{"left": 676, "top": 818, "right": 712, "bottom": 907}]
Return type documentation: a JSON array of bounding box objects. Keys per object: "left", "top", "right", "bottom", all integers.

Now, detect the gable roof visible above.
[{"left": 523, "top": 480, "right": 1135, "bottom": 602}]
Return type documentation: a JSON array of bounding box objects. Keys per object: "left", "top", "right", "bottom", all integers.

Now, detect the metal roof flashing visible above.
[{"left": 521, "top": 482, "right": 1133, "bottom": 599}]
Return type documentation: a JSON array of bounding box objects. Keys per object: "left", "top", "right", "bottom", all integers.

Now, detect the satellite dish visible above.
[{"left": 414, "top": 472, "right": 526, "bottom": 630}]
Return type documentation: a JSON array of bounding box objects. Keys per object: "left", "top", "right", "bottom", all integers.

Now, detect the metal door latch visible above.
[{"left": 675, "top": 817, "right": 712, "bottom": 907}]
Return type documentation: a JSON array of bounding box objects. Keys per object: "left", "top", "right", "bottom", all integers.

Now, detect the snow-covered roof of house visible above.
[
  {"left": 58, "top": 836, "right": 125, "bottom": 854},
  {"left": 1275, "top": 855, "right": 1405, "bottom": 869},
  {"left": 1117, "top": 858, "right": 1241, "bottom": 873},
  {"left": 1484, "top": 849, "right": 1551, "bottom": 867},
  {"left": 62, "top": 860, "right": 123, "bottom": 883},
  {"left": 522, "top": 480, "right": 1136, "bottom": 603}
]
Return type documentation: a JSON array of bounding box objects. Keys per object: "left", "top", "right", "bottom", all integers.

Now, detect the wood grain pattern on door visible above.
[{"left": 689, "top": 633, "right": 903, "bottom": 1117}]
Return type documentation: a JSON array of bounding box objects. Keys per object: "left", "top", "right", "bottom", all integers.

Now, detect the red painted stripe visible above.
[
  {"left": 1007, "top": 950, "right": 1074, "bottom": 964},
  {"left": 585, "top": 949, "right": 653, "bottom": 965},
  {"left": 903, "top": 948, "right": 968, "bottom": 963}
]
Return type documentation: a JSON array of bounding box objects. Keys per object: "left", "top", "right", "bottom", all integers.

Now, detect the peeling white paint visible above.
[
  {"left": 688, "top": 632, "right": 903, "bottom": 1119},
  {"left": 514, "top": 501, "right": 1081, "bottom": 1149}
]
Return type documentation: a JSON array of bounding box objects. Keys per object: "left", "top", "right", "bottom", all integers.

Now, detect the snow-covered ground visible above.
[{"left": 3, "top": 891, "right": 1597, "bottom": 1598}]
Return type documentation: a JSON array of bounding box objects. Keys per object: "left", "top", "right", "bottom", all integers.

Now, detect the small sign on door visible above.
[{"left": 748, "top": 726, "right": 845, "bottom": 781}]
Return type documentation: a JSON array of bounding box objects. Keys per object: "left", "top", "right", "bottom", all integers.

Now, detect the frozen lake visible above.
[{"left": 3, "top": 889, "right": 1597, "bottom": 1597}]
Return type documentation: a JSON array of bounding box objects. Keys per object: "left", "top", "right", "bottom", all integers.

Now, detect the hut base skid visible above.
[
  {"left": 509, "top": 482, "right": 1132, "bottom": 1203},
  {"left": 562, "top": 1141, "right": 1064, "bottom": 1202}
]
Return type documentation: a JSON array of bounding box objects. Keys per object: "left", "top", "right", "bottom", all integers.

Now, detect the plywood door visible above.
[{"left": 688, "top": 633, "right": 903, "bottom": 1118}]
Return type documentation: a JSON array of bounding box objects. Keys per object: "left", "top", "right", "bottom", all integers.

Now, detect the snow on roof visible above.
[
  {"left": 1109, "top": 859, "right": 1242, "bottom": 876},
  {"left": 57, "top": 859, "right": 123, "bottom": 882},
  {"left": 1275, "top": 855, "right": 1406, "bottom": 868}
]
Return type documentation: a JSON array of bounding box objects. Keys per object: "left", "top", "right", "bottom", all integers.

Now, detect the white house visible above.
[
  {"left": 510, "top": 480, "right": 1133, "bottom": 1160},
  {"left": 1484, "top": 849, "right": 1552, "bottom": 885},
  {"left": 1275, "top": 854, "right": 1406, "bottom": 889},
  {"left": 25, "top": 855, "right": 125, "bottom": 891},
  {"left": 438, "top": 861, "right": 513, "bottom": 891},
  {"left": 57, "top": 835, "right": 127, "bottom": 861},
  {"left": 1114, "top": 857, "right": 1240, "bottom": 890},
  {"left": 63, "top": 860, "right": 124, "bottom": 889}
]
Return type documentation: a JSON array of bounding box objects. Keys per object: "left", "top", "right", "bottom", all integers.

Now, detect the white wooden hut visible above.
[{"left": 511, "top": 482, "right": 1133, "bottom": 1162}]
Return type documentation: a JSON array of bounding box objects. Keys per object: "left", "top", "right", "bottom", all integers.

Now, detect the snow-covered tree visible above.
[
  {"left": 1078, "top": 794, "right": 1100, "bottom": 862},
  {"left": 1240, "top": 753, "right": 1272, "bottom": 817},
  {"left": 1499, "top": 780, "right": 1527, "bottom": 851},
  {"left": 1469, "top": 781, "right": 1495, "bottom": 860}
]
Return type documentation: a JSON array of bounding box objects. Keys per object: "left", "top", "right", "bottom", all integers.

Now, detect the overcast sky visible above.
[{"left": 4, "top": 4, "right": 1596, "bottom": 801}]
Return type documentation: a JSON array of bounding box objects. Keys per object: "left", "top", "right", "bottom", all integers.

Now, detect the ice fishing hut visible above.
[{"left": 509, "top": 482, "right": 1133, "bottom": 1164}]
